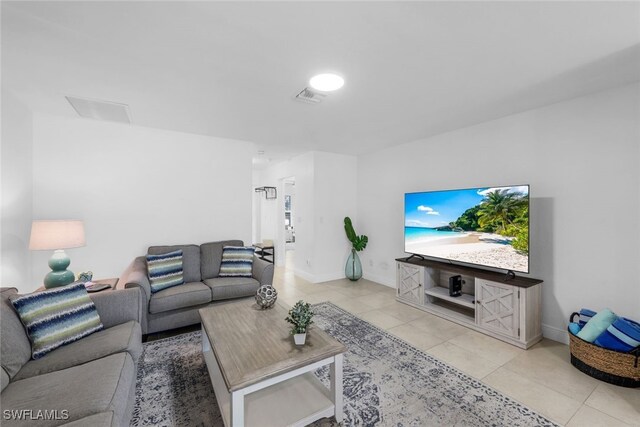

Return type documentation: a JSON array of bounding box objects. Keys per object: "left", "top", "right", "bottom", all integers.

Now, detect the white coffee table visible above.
[{"left": 200, "top": 299, "right": 347, "bottom": 427}]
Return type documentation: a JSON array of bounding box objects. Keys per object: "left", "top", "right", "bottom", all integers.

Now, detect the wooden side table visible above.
[
  {"left": 86, "top": 278, "right": 119, "bottom": 292},
  {"left": 36, "top": 278, "right": 119, "bottom": 293}
]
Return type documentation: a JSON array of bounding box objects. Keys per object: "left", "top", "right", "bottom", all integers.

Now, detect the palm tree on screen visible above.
[{"left": 477, "top": 190, "right": 521, "bottom": 233}]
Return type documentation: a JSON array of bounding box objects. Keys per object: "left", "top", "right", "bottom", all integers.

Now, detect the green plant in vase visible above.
[
  {"left": 285, "top": 300, "right": 315, "bottom": 345},
  {"left": 344, "top": 217, "right": 368, "bottom": 281}
]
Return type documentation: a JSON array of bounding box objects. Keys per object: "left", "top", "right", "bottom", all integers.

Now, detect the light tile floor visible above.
[{"left": 273, "top": 255, "right": 639, "bottom": 426}]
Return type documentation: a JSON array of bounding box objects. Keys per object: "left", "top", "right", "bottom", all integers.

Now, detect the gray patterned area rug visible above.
[{"left": 131, "top": 302, "right": 558, "bottom": 427}]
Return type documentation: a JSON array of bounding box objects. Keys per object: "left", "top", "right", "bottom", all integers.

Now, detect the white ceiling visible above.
[{"left": 3, "top": 1, "right": 640, "bottom": 164}]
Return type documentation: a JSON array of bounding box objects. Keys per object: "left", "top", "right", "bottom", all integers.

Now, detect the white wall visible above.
[
  {"left": 1, "top": 90, "right": 34, "bottom": 291},
  {"left": 312, "top": 152, "right": 358, "bottom": 282},
  {"left": 255, "top": 151, "right": 357, "bottom": 283},
  {"left": 30, "top": 114, "right": 254, "bottom": 291},
  {"left": 357, "top": 83, "right": 640, "bottom": 343}
]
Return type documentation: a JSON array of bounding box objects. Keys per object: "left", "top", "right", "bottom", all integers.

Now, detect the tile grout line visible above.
[
  {"left": 582, "top": 385, "right": 635, "bottom": 426},
  {"left": 498, "top": 359, "right": 597, "bottom": 404}
]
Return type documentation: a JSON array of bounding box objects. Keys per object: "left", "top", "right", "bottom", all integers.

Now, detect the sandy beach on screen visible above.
[{"left": 406, "top": 232, "right": 528, "bottom": 271}]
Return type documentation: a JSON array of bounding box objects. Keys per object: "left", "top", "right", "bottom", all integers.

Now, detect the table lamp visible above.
[{"left": 29, "top": 220, "right": 86, "bottom": 289}]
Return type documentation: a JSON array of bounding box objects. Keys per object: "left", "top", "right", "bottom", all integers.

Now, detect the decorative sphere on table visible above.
[
  {"left": 77, "top": 271, "right": 93, "bottom": 283},
  {"left": 255, "top": 285, "right": 278, "bottom": 309}
]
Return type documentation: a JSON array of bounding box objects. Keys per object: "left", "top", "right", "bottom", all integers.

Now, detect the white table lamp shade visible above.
[{"left": 29, "top": 220, "right": 86, "bottom": 250}]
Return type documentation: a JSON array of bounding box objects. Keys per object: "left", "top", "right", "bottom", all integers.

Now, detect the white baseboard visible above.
[
  {"left": 542, "top": 324, "right": 569, "bottom": 345},
  {"left": 293, "top": 268, "right": 315, "bottom": 283},
  {"left": 311, "top": 271, "right": 346, "bottom": 284},
  {"left": 293, "top": 271, "right": 395, "bottom": 286},
  {"left": 292, "top": 269, "right": 345, "bottom": 284},
  {"left": 363, "top": 272, "right": 395, "bottom": 288}
]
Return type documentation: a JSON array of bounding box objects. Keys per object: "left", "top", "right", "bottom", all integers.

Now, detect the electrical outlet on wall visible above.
[
  {"left": 368, "top": 259, "right": 373, "bottom": 267},
  {"left": 306, "top": 259, "right": 311, "bottom": 266}
]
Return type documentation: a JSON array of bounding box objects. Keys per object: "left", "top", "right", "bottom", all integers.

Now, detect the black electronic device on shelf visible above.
[{"left": 448, "top": 275, "right": 463, "bottom": 297}]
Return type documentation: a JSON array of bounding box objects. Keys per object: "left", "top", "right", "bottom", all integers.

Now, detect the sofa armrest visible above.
[
  {"left": 122, "top": 256, "right": 151, "bottom": 334},
  {"left": 122, "top": 256, "right": 151, "bottom": 302},
  {"left": 252, "top": 256, "right": 274, "bottom": 287},
  {"left": 90, "top": 288, "right": 142, "bottom": 329}
]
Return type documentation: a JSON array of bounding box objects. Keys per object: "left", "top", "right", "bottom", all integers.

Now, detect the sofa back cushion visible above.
[
  {"left": 200, "top": 240, "right": 243, "bottom": 280},
  {"left": 148, "top": 244, "right": 201, "bottom": 282},
  {"left": 10, "top": 283, "right": 104, "bottom": 359},
  {"left": 1, "top": 288, "right": 32, "bottom": 380}
]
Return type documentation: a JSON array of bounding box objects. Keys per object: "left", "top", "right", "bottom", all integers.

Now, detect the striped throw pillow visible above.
[
  {"left": 219, "top": 246, "right": 255, "bottom": 278},
  {"left": 10, "top": 283, "right": 104, "bottom": 359},
  {"left": 147, "top": 249, "right": 185, "bottom": 293}
]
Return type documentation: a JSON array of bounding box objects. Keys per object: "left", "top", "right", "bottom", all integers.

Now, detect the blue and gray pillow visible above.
[
  {"left": 147, "top": 249, "right": 185, "bottom": 293},
  {"left": 219, "top": 246, "right": 255, "bottom": 278},
  {"left": 10, "top": 283, "right": 104, "bottom": 359}
]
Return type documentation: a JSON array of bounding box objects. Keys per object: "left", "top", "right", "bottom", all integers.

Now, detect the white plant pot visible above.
[{"left": 294, "top": 333, "right": 307, "bottom": 345}]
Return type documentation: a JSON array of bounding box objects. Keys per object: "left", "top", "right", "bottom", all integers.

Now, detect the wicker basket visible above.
[{"left": 569, "top": 313, "right": 640, "bottom": 388}]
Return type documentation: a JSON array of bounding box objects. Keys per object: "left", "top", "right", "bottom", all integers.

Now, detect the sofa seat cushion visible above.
[
  {"left": 204, "top": 277, "right": 260, "bottom": 301},
  {"left": 148, "top": 244, "right": 201, "bottom": 282},
  {"left": 1, "top": 353, "right": 135, "bottom": 427},
  {"left": 149, "top": 282, "right": 212, "bottom": 314},
  {"left": 13, "top": 321, "right": 142, "bottom": 381}
]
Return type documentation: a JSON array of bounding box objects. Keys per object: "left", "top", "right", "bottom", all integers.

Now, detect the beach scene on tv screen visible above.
[{"left": 405, "top": 186, "right": 529, "bottom": 272}]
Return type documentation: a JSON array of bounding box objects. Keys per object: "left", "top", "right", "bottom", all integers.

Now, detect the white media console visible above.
[{"left": 396, "top": 257, "right": 543, "bottom": 349}]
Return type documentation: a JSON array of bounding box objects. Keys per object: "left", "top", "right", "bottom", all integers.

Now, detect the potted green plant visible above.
[
  {"left": 344, "top": 217, "right": 368, "bottom": 281},
  {"left": 285, "top": 300, "right": 314, "bottom": 345}
]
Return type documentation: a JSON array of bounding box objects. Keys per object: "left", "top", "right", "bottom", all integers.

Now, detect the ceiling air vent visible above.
[
  {"left": 66, "top": 96, "right": 132, "bottom": 124},
  {"left": 294, "top": 87, "right": 327, "bottom": 104}
]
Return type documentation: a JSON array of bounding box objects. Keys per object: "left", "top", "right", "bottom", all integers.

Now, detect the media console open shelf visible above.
[
  {"left": 396, "top": 257, "right": 543, "bottom": 349},
  {"left": 424, "top": 287, "right": 475, "bottom": 309}
]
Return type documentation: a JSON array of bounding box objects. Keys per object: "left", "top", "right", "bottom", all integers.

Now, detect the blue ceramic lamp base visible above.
[{"left": 43, "top": 249, "right": 75, "bottom": 289}]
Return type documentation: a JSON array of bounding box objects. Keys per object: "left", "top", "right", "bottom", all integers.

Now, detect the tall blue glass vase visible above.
[{"left": 345, "top": 249, "right": 363, "bottom": 281}]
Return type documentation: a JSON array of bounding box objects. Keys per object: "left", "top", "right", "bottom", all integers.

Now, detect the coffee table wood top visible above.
[{"left": 199, "top": 299, "right": 346, "bottom": 392}]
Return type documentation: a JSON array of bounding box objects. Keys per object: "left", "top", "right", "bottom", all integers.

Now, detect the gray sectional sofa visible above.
[
  {"left": 1, "top": 287, "right": 143, "bottom": 427},
  {"left": 123, "top": 240, "right": 274, "bottom": 334}
]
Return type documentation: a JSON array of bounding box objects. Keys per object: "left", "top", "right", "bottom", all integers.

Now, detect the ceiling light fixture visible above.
[{"left": 309, "top": 73, "right": 344, "bottom": 92}]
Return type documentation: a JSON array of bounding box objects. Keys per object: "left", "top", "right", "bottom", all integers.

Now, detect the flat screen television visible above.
[{"left": 404, "top": 185, "right": 530, "bottom": 273}]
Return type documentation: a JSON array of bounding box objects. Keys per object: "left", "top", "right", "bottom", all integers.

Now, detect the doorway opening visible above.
[{"left": 283, "top": 178, "right": 295, "bottom": 270}]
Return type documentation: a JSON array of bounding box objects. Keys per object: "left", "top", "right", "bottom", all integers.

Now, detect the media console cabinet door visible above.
[
  {"left": 397, "top": 262, "right": 423, "bottom": 305},
  {"left": 476, "top": 279, "right": 519, "bottom": 338}
]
